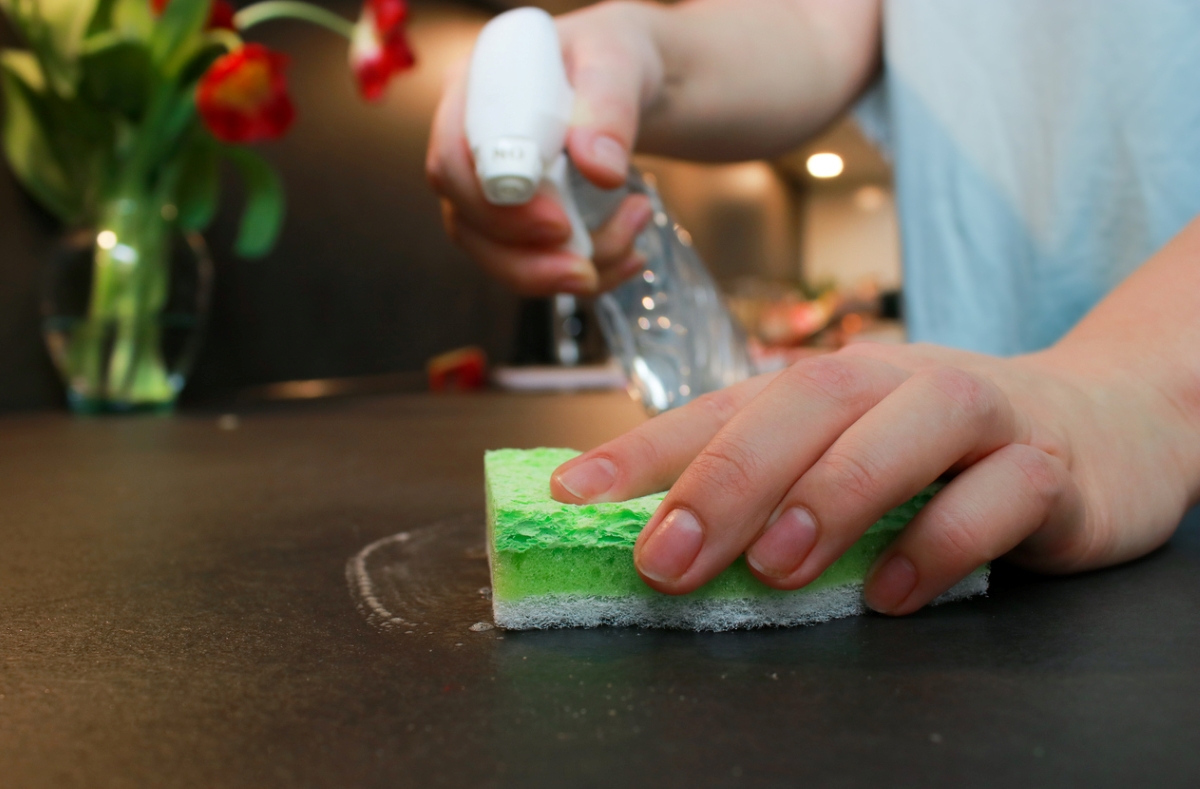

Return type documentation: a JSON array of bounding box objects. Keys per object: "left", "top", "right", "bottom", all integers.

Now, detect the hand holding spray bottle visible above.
[{"left": 464, "top": 7, "right": 753, "bottom": 414}]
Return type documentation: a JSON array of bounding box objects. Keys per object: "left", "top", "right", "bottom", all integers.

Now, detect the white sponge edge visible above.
[{"left": 493, "top": 569, "right": 989, "bottom": 631}]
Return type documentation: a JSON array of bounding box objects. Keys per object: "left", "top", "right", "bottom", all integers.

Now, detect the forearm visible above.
[{"left": 598, "top": 0, "right": 882, "bottom": 161}]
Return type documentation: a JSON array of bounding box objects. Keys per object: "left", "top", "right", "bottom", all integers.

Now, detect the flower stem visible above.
[{"left": 234, "top": 1, "right": 356, "bottom": 39}]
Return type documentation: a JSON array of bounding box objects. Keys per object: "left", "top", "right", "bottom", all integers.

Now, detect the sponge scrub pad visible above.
[{"left": 486, "top": 448, "right": 987, "bottom": 631}]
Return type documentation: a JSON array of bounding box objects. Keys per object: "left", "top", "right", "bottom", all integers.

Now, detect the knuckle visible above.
[
  {"left": 933, "top": 503, "right": 993, "bottom": 566},
  {"left": 922, "top": 366, "right": 1000, "bottom": 423},
  {"left": 835, "top": 341, "right": 886, "bottom": 361},
  {"left": 689, "top": 389, "right": 742, "bottom": 427},
  {"left": 783, "top": 355, "right": 875, "bottom": 407},
  {"left": 1006, "top": 444, "right": 1065, "bottom": 505},
  {"left": 616, "top": 429, "right": 667, "bottom": 477},
  {"left": 688, "top": 435, "right": 767, "bottom": 500},
  {"left": 817, "top": 439, "right": 884, "bottom": 506}
]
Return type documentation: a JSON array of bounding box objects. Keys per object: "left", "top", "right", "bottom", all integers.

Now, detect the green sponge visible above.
[{"left": 486, "top": 448, "right": 987, "bottom": 630}]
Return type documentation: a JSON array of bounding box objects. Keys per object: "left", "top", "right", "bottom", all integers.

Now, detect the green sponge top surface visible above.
[
  {"left": 485, "top": 448, "right": 938, "bottom": 554},
  {"left": 487, "top": 448, "right": 662, "bottom": 552}
]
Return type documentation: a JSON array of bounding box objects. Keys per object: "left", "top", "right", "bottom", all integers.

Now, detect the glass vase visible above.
[{"left": 41, "top": 195, "right": 214, "bottom": 414}]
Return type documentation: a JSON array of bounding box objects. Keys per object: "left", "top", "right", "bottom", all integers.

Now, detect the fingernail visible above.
[
  {"left": 637, "top": 509, "right": 704, "bottom": 584},
  {"left": 746, "top": 507, "right": 818, "bottom": 579},
  {"left": 554, "top": 457, "right": 616, "bottom": 501},
  {"left": 865, "top": 555, "right": 918, "bottom": 613},
  {"left": 553, "top": 259, "right": 598, "bottom": 293},
  {"left": 590, "top": 135, "right": 628, "bottom": 179}
]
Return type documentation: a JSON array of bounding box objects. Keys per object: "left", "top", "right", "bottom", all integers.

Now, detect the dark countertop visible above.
[{"left": 2, "top": 392, "right": 1197, "bottom": 788}]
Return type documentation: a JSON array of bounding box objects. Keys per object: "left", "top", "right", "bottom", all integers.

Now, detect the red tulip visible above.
[
  {"left": 150, "top": 0, "right": 237, "bottom": 31},
  {"left": 349, "top": 0, "right": 415, "bottom": 101},
  {"left": 207, "top": 0, "right": 236, "bottom": 31},
  {"left": 196, "top": 44, "right": 296, "bottom": 143}
]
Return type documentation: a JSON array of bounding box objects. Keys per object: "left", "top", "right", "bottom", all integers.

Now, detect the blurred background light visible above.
[{"left": 806, "top": 152, "right": 844, "bottom": 179}]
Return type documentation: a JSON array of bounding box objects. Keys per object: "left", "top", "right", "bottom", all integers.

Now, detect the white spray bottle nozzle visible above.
[
  {"left": 475, "top": 137, "right": 542, "bottom": 204},
  {"left": 465, "top": 8, "right": 594, "bottom": 259}
]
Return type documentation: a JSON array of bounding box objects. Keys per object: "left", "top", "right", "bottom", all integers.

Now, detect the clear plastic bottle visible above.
[
  {"left": 570, "top": 165, "right": 755, "bottom": 414},
  {"left": 465, "top": 7, "right": 754, "bottom": 414}
]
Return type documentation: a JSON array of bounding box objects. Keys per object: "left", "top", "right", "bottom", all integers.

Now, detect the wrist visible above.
[{"left": 1031, "top": 338, "right": 1200, "bottom": 510}]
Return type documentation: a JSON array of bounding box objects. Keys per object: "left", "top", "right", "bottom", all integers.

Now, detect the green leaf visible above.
[
  {"left": 224, "top": 147, "right": 285, "bottom": 258},
  {"left": 0, "top": 50, "right": 80, "bottom": 222},
  {"left": 176, "top": 33, "right": 233, "bottom": 86},
  {"left": 79, "top": 38, "right": 153, "bottom": 120},
  {"left": 1, "top": 48, "right": 45, "bottom": 89},
  {"left": 86, "top": 0, "right": 119, "bottom": 37},
  {"left": 24, "top": 0, "right": 104, "bottom": 95},
  {"left": 34, "top": 0, "right": 103, "bottom": 56},
  {"left": 36, "top": 83, "right": 115, "bottom": 203},
  {"left": 174, "top": 140, "right": 219, "bottom": 231},
  {"left": 111, "top": 0, "right": 154, "bottom": 40},
  {"left": 150, "top": 0, "right": 209, "bottom": 69}
]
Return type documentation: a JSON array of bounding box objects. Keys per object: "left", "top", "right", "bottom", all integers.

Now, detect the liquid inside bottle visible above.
[{"left": 570, "top": 166, "right": 755, "bottom": 414}]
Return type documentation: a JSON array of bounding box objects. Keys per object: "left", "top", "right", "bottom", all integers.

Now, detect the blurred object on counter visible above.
[
  {"left": 427, "top": 346, "right": 486, "bottom": 391},
  {"left": 728, "top": 276, "right": 904, "bottom": 353},
  {"left": 234, "top": 370, "right": 424, "bottom": 402},
  {"left": 492, "top": 361, "right": 625, "bottom": 393}
]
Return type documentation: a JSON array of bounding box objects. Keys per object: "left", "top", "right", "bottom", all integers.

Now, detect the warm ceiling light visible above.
[{"left": 806, "top": 152, "right": 844, "bottom": 179}]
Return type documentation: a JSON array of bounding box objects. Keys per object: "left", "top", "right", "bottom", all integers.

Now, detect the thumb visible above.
[{"left": 563, "top": 40, "right": 643, "bottom": 190}]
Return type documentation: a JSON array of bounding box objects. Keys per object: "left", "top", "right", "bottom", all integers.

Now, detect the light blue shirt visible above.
[{"left": 857, "top": 0, "right": 1200, "bottom": 355}]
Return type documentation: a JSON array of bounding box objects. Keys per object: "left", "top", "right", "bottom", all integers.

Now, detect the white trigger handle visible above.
[{"left": 545, "top": 153, "right": 593, "bottom": 260}]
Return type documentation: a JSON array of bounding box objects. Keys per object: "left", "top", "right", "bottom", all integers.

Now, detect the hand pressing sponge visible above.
[{"left": 485, "top": 448, "right": 987, "bottom": 631}]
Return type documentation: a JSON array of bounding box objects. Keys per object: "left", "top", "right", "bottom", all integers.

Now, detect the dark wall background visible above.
[{"left": 0, "top": 1, "right": 521, "bottom": 411}]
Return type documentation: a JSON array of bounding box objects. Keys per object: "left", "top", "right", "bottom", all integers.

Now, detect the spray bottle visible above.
[{"left": 465, "top": 7, "right": 753, "bottom": 414}]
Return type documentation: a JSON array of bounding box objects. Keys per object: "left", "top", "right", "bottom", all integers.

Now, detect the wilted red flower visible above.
[
  {"left": 150, "top": 0, "right": 237, "bottom": 31},
  {"left": 349, "top": 0, "right": 415, "bottom": 101},
  {"left": 196, "top": 44, "right": 296, "bottom": 143}
]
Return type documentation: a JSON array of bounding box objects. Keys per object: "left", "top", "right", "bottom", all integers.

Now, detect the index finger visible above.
[{"left": 550, "top": 371, "right": 781, "bottom": 504}]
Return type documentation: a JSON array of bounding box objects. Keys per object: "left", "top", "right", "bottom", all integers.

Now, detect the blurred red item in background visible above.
[
  {"left": 427, "top": 347, "right": 487, "bottom": 392},
  {"left": 196, "top": 44, "right": 295, "bottom": 142}
]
